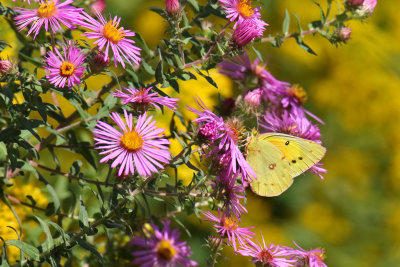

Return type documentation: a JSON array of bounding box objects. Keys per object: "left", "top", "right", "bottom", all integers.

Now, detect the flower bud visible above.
[
  {"left": 0, "top": 59, "right": 13, "bottom": 75},
  {"left": 166, "top": 0, "right": 181, "bottom": 15},
  {"left": 336, "top": 27, "right": 352, "bottom": 42},
  {"left": 232, "top": 19, "right": 265, "bottom": 47},
  {"left": 198, "top": 121, "right": 219, "bottom": 142},
  {"left": 90, "top": 0, "right": 106, "bottom": 14},
  {"left": 244, "top": 88, "right": 263, "bottom": 107},
  {"left": 89, "top": 52, "right": 109, "bottom": 72}
]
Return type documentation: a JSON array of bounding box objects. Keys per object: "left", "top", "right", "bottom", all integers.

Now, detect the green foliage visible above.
[{"left": 0, "top": 0, "right": 375, "bottom": 265}]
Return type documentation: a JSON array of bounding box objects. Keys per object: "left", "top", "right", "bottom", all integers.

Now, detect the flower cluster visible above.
[
  {"left": 13, "top": 0, "right": 142, "bottom": 91},
  {"left": 219, "top": 0, "right": 268, "bottom": 46},
  {"left": 218, "top": 52, "right": 327, "bottom": 178}
]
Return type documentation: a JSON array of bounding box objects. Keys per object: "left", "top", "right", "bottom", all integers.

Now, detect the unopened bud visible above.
[
  {"left": 244, "top": 88, "right": 263, "bottom": 107},
  {"left": 90, "top": 0, "right": 106, "bottom": 14},
  {"left": 89, "top": 52, "right": 109, "bottom": 72},
  {"left": 0, "top": 59, "right": 16, "bottom": 76},
  {"left": 0, "top": 60, "right": 13, "bottom": 75},
  {"left": 166, "top": 0, "right": 181, "bottom": 15},
  {"left": 232, "top": 19, "right": 265, "bottom": 47},
  {"left": 336, "top": 27, "right": 352, "bottom": 42}
]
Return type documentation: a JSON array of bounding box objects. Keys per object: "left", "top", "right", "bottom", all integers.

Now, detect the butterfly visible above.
[{"left": 246, "top": 133, "right": 326, "bottom": 197}]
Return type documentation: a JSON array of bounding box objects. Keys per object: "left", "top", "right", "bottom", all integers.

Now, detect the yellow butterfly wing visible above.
[
  {"left": 247, "top": 135, "right": 293, "bottom": 197},
  {"left": 259, "top": 133, "right": 326, "bottom": 178}
]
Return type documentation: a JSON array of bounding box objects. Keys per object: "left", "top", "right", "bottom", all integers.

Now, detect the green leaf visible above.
[
  {"left": 187, "top": 0, "right": 200, "bottom": 12},
  {"left": 293, "top": 14, "right": 303, "bottom": 34},
  {"left": 134, "top": 33, "right": 151, "bottom": 56},
  {"left": 0, "top": 40, "right": 10, "bottom": 53},
  {"left": 76, "top": 238, "right": 104, "bottom": 265},
  {"left": 294, "top": 36, "right": 317, "bottom": 55},
  {"left": 47, "top": 221, "right": 70, "bottom": 247},
  {"left": 34, "top": 216, "right": 54, "bottom": 251},
  {"left": 282, "top": 9, "right": 290, "bottom": 35},
  {"left": 79, "top": 196, "right": 89, "bottom": 229},
  {"left": 193, "top": 68, "right": 217, "bottom": 88},
  {"left": 5, "top": 240, "right": 39, "bottom": 261},
  {"left": 155, "top": 61, "right": 164, "bottom": 83}
]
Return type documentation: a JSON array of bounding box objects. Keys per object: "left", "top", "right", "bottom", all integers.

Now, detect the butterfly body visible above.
[{"left": 247, "top": 133, "right": 326, "bottom": 197}]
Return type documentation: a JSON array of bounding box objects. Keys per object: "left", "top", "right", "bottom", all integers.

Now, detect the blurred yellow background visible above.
[{"left": 1, "top": 0, "right": 399, "bottom": 266}]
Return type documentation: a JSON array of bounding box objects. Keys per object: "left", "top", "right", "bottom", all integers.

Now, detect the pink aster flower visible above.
[
  {"left": 14, "top": 0, "right": 83, "bottom": 39},
  {"left": 290, "top": 242, "right": 328, "bottom": 267},
  {"left": 219, "top": 0, "right": 265, "bottom": 28},
  {"left": 131, "top": 220, "right": 198, "bottom": 267},
  {"left": 213, "top": 171, "right": 247, "bottom": 218},
  {"left": 93, "top": 110, "right": 171, "bottom": 177},
  {"left": 44, "top": 45, "right": 85, "bottom": 88},
  {"left": 202, "top": 208, "right": 255, "bottom": 252},
  {"left": 80, "top": 11, "right": 141, "bottom": 68},
  {"left": 238, "top": 235, "right": 296, "bottom": 267},
  {"left": 346, "top": 0, "right": 377, "bottom": 15},
  {"left": 188, "top": 98, "right": 256, "bottom": 182},
  {"left": 232, "top": 18, "right": 266, "bottom": 47},
  {"left": 112, "top": 86, "right": 179, "bottom": 113}
]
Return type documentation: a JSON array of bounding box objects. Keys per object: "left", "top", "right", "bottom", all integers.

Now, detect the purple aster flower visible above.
[
  {"left": 93, "top": 110, "right": 171, "bottom": 177},
  {"left": 14, "top": 0, "right": 83, "bottom": 39},
  {"left": 219, "top": 0, "right": 266, "bottom": 28},
  {"left": 188, "top": 98, "right": 256, "bottom": 182},
  {"left": 213, "top": 171, "right": 247, "bottom": 218},
  {"left": 238, "top": 235, "right": 296, "bottom": 267},
  {"left": 112, "top": 87, "right": 179, "bottom": 113},
  {"left": 290, "top": 242, "right": 327, "bottom": 267},
  {"left": 261, "top": 111, "right": 321, "bottom": 142},
  {"left": 202, "top": 208, "right": 255, "bottom": 252},
  {"left": 198, "top": 121, "right": 220, "bottom": 143},
  {"left": 346, "top": 0, "right": 377, "bottom": 15},
  {"left": 218, "top": 52, "right": 289, "bottom": 104},
  {"left": 44, "top": 45, "right": 85, "bottom": 88},
  {"left": 131, "top": 220, "right": 198, "bottom": 267},
  {"left": 232, "top": 18, "right": 266, "bottom": 47},
  {"left": 80, "top": 11, "right": 141, "bottom": 68},
  {"left": 281, "top": 84, "right": 308, "bottom": 111}
]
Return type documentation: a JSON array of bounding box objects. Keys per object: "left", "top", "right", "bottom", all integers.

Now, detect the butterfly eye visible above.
[{"left": 285, "top": 141, "right": 290, "bottom": 145}]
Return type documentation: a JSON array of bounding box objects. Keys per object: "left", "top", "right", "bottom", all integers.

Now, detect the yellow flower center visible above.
[
  {"left": 223, "top": 217, "right": 238, "bottom": 231},
  {"left": 237, "top": 0, "right": 255, "bottom": 18},
  {"left": 37, "top": 0, "right": 58, "bottom": 18},
  {"left": 59, "top": 62, "right": 75, "bottom": 77},
  {"left": 289, "top": 84, "right": 308, "bottom": 104},
  {"left": 120, "top": 130, "right": 143, "bottom": 151},
  {"left": 310, "top": 250, "right": 326, "bottom": 261},
  {"left": 102, "top": 21, "right": 125, "bottom": 44},
  {"left": 156, "top": 240, "right": 176, "bottom": 260}
]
